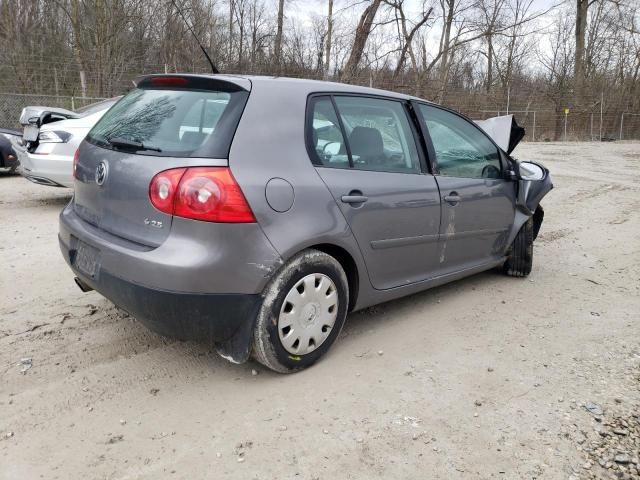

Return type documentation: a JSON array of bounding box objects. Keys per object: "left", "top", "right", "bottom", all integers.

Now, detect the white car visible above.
[{"left": 17, "top": 98, "right": 119, "bottom": 187}]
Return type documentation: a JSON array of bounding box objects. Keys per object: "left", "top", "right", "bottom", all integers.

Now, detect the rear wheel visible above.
[
  {"left": 504, "top": 217, "right": 534, "bottom": 277},
  {"left": 252, "top": 249, "right": 349, "bottom": 373}
]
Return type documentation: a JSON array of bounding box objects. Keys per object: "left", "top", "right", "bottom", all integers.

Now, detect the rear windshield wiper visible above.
[{"left": 108, "top": 136, "right": 162, "bottom": 152}]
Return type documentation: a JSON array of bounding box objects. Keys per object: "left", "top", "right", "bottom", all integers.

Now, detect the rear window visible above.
[{"left": 86, "top": 84, "right": 248, "bottom": 158}]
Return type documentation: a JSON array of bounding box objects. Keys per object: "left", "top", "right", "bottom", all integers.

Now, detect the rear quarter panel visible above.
[{"left": 228, "top": 80, "right": 372, "bottom": 308}]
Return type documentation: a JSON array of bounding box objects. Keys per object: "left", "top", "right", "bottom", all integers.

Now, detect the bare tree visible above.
[
  {"left": 1, "top": 0, "right": 640, "bottom": 140},
  {"left": 538, "top": 10, "right": 574, "bottom": 139},
  {"left": 385, "top": 0, "right": 433, "bottom": 83},
  {"left": 477, "top": 0, "right": 507, "bottom": 92},
  {"left": 341, "top": 0, "right": 383, "bottom": 82}
]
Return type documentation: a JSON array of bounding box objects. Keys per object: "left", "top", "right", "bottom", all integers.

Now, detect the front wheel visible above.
[
  {"left": 252, "top": 249, "right": 349, "bottom": 373},
  {"left": 504, "top": 217, "right": 534, "bottom": 277}
]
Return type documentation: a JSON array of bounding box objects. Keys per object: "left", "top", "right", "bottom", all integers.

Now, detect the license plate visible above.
[
  {"left": 23, "top": 124, "right": 39, "bottom": 142},
  {"left": 74, "top": 241, "right": 99, "bottom": 277}
]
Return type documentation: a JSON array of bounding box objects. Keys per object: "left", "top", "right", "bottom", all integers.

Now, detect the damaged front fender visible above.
[
  {"left": 516, "top": 161, "right": 553, "bottom": 216},
  {"left": 507, "top": 161, "right": 553, "bottom": 246}
]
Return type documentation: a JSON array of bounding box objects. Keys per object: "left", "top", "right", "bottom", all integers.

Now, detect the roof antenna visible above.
[{"left": 170, "top": 0, "right": 219, "bottom": 74}]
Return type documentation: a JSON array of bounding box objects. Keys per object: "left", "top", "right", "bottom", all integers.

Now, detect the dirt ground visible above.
[{"left": 1, "top": 142, "right": 639, "bottom": 480}]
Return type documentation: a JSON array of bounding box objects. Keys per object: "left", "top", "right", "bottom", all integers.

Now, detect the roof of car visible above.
[
  {"left": 243, "top": 75, "right": 417, "bottom": 99},
  {"left": 140, "top": 73, "right": 428, "bottom": 103}
]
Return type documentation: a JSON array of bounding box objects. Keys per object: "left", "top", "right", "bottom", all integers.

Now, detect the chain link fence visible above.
[
  {"left": 1, "top": 90, "right": 639, "bottom": 142},
  {"left": 468, "top": 109, "right": 640, "bottom": 142},
  {"left": 0, "top": 93, "right": 106, "bottom": 130}
]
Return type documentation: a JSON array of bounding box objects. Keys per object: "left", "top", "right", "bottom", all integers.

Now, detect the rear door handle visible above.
[
  {"left": 341, "top": 190, "right": 368, "bottom": 205},
  {"left": 443, "top": 193, "right": 461, "bottom": 205}
]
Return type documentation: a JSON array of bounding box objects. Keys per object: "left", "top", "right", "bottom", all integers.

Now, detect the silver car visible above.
[
  {"left": 59, "top": 75, "right": 552, "bottom": 373},
  {"left": 17, "top": 98, "right": 118, "bottom": 187}
]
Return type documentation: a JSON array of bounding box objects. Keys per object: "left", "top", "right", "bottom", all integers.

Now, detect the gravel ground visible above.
[{"left": 1, "top": 141, "right": 639, "bottom": 480}]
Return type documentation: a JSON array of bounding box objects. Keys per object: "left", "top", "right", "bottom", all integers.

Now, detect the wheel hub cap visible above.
[
  {"left": 301, "top": 302, "right": 320, "bottom": 326},
  {"left": 277, "top": 273, "right": 338, "bottom": 355}
]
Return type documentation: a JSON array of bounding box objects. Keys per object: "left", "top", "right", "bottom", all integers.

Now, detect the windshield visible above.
[{"left": 86, "top": 87, "right": 248, "bottom": 157}]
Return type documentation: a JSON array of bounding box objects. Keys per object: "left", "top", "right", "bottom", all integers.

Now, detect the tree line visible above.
[{"left": 0, "top": 0, "right": 639, "bottom": 139}]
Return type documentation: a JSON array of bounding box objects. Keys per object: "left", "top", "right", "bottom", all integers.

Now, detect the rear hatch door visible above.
[{"left": 73, "top": 75, "right": 250, "bottom": 247}]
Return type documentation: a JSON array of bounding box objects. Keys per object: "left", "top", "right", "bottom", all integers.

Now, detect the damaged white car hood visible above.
[{"left": 474, "top": 114, "right": 525, "bottom": 154}]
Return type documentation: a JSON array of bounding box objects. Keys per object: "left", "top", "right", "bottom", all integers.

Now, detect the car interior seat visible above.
[{"left": 348, "top": 126, "right": 384, "bottom": 167}]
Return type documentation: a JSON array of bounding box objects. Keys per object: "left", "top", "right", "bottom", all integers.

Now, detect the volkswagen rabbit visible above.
[{"left": 59, "top": 75, "right": 552, "bottom": 373}]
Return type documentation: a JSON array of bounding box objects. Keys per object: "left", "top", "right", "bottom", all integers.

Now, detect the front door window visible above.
[{"left": 418, "top": 104, "right": 502, "bottom": 179}]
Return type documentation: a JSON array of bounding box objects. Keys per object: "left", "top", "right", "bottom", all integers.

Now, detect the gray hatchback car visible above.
[{"left": 59, "top": 74, "right": 552, "bottom": 373}]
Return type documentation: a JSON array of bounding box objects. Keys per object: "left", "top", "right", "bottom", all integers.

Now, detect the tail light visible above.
[
  {"left": 73, "top": 149, "right": 80, "bottom": 178},
  {"left": 149, "top": 167, "right": 255, "bottom": 223},
  {"left": 149, "top": 76, "right": 189, "bottom": 88},
  {"left": 38, "top": 130, "right": 72, "bottom": 143}
]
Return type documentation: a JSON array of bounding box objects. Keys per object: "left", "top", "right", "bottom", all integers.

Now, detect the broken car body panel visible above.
[
  {"left": 474, "top": 114, "right": 525, "bottom": 154},
  {"left": 505, "top": 160, "right": 553, "bottom": 247},
  {"left": 20, "top": 106, "right": 78, "bottom": 143},
  {"left": 474, "top": 115, "right": 552, "bottom": 245},
  {"left": 517, "top": 161, "right": 553, "bottom": 215}
]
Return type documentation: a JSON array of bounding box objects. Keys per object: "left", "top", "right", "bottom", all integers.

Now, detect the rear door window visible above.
[
  {"left": 307, "top": 96, "right": 350, "bottom": 168},
  {"left": 308, "top": 95, "right": 421, "bottom": 174},
  {"left": 333, "top": 96, "right": 421, "bottom": 174},
  {"left": 87, "top": 83, "right": 248, "bottom": 158}
]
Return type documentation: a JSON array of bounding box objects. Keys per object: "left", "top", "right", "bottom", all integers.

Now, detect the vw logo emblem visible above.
[{"left": 95, "top": 161, "right": 108, "bottom": 186}]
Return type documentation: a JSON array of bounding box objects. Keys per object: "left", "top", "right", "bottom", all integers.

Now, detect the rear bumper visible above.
[
  {"left": 16, "top": 150, "right": 73, "bottom": 187},
  {"left": 62, "top": 243, "right": 261, "bottom": 353},
  {"left": 59, "top": 201, "right": 283, "bottom": 362}
]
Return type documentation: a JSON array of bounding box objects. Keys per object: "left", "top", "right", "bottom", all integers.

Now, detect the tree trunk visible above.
[
  {"left": 324, "top": 0, "right": 333, "bottom": 80},
  {"left": 575, "top": 0, "right": 588, "bottom": 102},
  {"left": 437, "top": 0, "right": 455, "bottom": 101},
  {"left": 554, "top": 104, "right": 563, "bottom": 141},
  {"left": 229, "top": 0, "right": 234, "bottom": 64},
  {"left": 95, "top": 0, "right": 105, "bottom": 97},
  {"left": 341, "top": 0, "right": 382, "bottom": 82},
  {"left": 486, "top": 33, "right": 493, "bottom": 93},
  {"left": 70, "top": 0, "right": 87, "bottom": 97},
  {"left": 274, "top": 0, "right": 285, "bottom": 68}
]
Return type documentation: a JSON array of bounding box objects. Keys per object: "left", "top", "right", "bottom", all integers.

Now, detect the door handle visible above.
[
  {"left": 443, "top": 192, "right": 461, "bottom": 205},
  {"left": 341, "top": 191, "right": 368, "bottom": 205}
]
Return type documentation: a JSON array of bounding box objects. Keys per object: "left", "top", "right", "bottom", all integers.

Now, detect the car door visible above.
[
  {"left": 309, "top": 95, "right": 441, "bottom": 290},
  {"left": 415, "top": 103, "right": 516, "bottom": 272}
]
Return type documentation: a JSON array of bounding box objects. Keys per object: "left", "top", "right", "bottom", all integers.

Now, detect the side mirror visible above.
[{"left": 518, "top": 161, "right": 545, "bottom": 181}]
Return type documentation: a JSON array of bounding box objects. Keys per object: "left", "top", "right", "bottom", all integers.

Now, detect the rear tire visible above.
[
  {"left": 504, "top": 217, "right": 534, "bottom": 277},
  {"left": 252, "top": 249, "right": 349, "bottom": 373}
]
